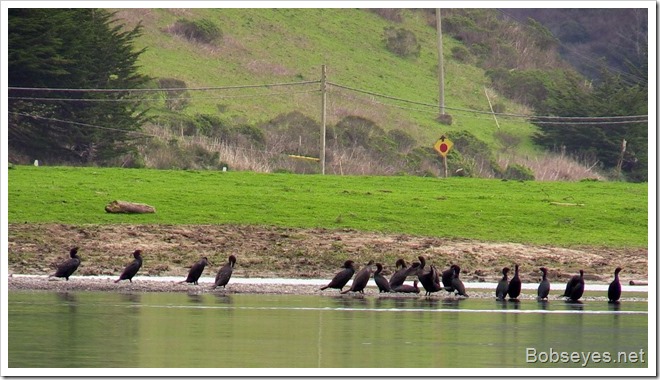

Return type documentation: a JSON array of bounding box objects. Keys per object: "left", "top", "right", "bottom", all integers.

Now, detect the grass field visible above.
[{"left": 7, "top": 166, "right": 647, "bottom": 248}]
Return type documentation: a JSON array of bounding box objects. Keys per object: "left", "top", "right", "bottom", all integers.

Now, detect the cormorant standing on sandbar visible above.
[
  {"left": 608, "top": 267, "right": 622, "bottom": 303},
  {"left": 51, "top": 247, "right": 81, "bottom": 281},
  {"left": 563, "top": 270, "right": 585, "bottom": 301},
  {"left": 537, "top": 267, "right": 550, "bottom": 300},
  {"left": 417, "top": 256, "right": 442, "bottom": 296},
  {"left": 451, "top": 265, "right": 469, "bottom": 297},
  {"left": 507, "top": 264, "right": 521, "bottom": 299},
  {"left": 389, "top": 259, "right": 413, "bottom": 288},
  {"left": 320, "top": 260, "right": 355, "bottom": 291},
  {"left": 442, "top": 264, "right": 459, "bottom": 293},
  {"left": 341, "top": 260, "right": 374, "bottom": 294},
  {"left": 213, "top": 255, "right": 236, "bottom": 289},
  {"left": 115, "top": 250, "right": 143, "bottom": 283},
  {"left": 373, "top": 263, "right": 392, "bottom": 293},
  {"left": 495, "top": 267, "right": 510, "bottom": 300},
  {"left": 181, "top": 257, "right": 211, "bottom": 285}
]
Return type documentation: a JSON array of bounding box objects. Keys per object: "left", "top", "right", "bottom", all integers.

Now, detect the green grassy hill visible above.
[{"left": 114, "top": 8, "right": 537, "bottom": 153}]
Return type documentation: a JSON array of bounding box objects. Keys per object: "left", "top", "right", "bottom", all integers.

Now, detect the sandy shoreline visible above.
[{"left": 7, "top": 275, "right": 648, "bottom": 302}]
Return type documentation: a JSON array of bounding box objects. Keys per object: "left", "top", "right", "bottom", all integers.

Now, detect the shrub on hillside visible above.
[
  {"left": 261, "top": 111, "right": 320, "bottom": 157},
  {"left": 142, "top": 138, "right": 220, "bottom": 170},
  {"left": 387, "top": 129, "right": 416, "bottom": 153},
  {"left": 332, "top": 115, "right": 385, "bottom": 149},
  {"left": 157, "top": 78, "right": 190, "bottom": 111},
  {"left": 157, "top": 114, "right": 197, "bottom": 136},
  {"left": 168, "top": 18, "right": 222, "bottom": 44},
  {"left": 502, "top": 163, "right": 535, "bottom": 181},
  {"left": 493, "top": 130, "right": 521, "bottom": 153},
  {"left": 193, "top": 114, "right": 231, "bottom": 140},
  {"left": 383, "top": 27, "right": 420, "bottom": 58},
  {"left": 486, "top": 68, "right": 550, "bottom": 109},
  {"left": 447, "top": 130, "right": 502, "bottom": 178},
  {"left": 451, "top": 45, "right": 473, "bottom": 63},
  {"left": 368, "top": 9, "right": 403, "bottom": 23}
]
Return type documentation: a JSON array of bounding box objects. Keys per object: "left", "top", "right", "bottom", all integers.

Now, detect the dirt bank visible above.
[{"left": 8, "top": 223, "right": 648, "bottom": 287}]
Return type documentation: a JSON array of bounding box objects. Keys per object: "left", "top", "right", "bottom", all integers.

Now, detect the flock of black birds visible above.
[
  {"left": 320, "top": 256, "right": 470, "bottom": 297},
  {"left": 49, "top": 247, "right": 237, "bottom": 290},
  {"left": 320, "top": 256, "right": 623, "bottom": 303},
  {"left": 48, "top": 248, "right": 623, "bottom": 303}
]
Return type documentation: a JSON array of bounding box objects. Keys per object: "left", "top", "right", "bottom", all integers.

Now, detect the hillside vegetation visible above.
[
  {"left": 116, "top": 8, "right": 646, "bottom": 180},
  {"left": 9, "top": 8, "right": 646, "bottom": 180},
  {"left": 108, "top": 9, "right": 579, "bottom": 176}
]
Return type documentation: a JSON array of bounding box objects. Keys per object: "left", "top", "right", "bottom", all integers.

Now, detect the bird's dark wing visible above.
[
  {"left": 120, "top": 259, "right": 142, "bottom": 280},
  {"left": 215, "top": 264, "right": 234, "bottom": 287},
  {"left": 55, "top": 258, "right": 81, "bottom": 278}
]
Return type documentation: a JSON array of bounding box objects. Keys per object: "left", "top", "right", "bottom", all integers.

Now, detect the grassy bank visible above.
[{"left": 7, "top": 166, "right": 647, "bottom": 247}]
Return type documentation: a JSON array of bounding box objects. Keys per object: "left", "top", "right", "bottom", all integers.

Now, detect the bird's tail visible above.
[
  {"left": 340, "top": 289, "right": 350, "bottom": 294},
  {"left": 319, "top": 286, "right": 328, "bottom": 291},
  {"left": 114, "top": 278, "right": 121, "bottom": 283}
]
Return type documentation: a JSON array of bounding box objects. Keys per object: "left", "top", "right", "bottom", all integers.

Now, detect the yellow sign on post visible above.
[{"left": 433, "top": 136, "right": 453, "bottom": 157}]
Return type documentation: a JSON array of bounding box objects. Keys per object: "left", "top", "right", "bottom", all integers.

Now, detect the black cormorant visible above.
[
  {"left": 388, "top": 259, "right": 409, "bottom": 288},
  {"left": 373, "top": 263, "right": 392, "bottom": 293},
  {"left": 563, "top": 270, "right": 585, "bottom": 301},
  {"left": 114, "top": 250, "right": 143, "bottom": 283},
  {"left": 182, "top": 257, "right": 211, "bottom": 285},
  {"left": 51, "top": 247, "right": 81, "bottom": 281},
  {"left": 320, "top": 260, "right": 355, "bottom": 291},
  {"left": 495, "top": 267, "right": 510, "bottom": 300},
  {"left": 442, "top": 264, "right": 459, "bottom": 293},
  {"left": 213, "top": 255, "right": 237, "bottom": 289},
  {"left": 393, "top": 280, "right": 420, "bottom": 294},
  {"left": 451, "top": 265, "right": 469, "bottom": 297},
  {"left": 538, "top": 267, "right": 550, "bottom": 300},
  {"left": 607, "top": 267, "right": 622, "bottom": 303},
  {"left": 341, "top": 260, "right": 374, "bottom": 294},
  {"left": 507, "top": 264, "right": 521, "bottom": 299},
  {"left": 417, "top": 256, "right": 442, "bottom": 296}
]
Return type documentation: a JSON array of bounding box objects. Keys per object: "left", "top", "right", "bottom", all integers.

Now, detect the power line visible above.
[
  {"left": 8, "top": 80, "right": 321, "bottom": 93},
  {"left": 329, "top": 82, "right": 647, "bottom": 122},
  {"left": 10, "top": 78, "right": 647, "bottom": 125},
  {"left": 9, "top": 112, "right": 154, "bottom": 137}
]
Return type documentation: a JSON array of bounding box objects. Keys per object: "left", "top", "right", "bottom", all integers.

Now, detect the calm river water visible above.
[{"left": 7, "top": 290, "right": 648, "bottom": 370}]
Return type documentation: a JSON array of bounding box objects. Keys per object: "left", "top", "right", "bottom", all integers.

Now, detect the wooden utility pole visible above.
[
  {"left": 320, "top": 65, "right": 327, "bottom": 175},
  {"left": 436, "top": 8, "right": 445, "bottom": 115}
]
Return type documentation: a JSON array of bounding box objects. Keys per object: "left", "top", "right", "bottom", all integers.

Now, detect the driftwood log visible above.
[{"left": 105, "top": 200, "right": 156, "bottom": 214}]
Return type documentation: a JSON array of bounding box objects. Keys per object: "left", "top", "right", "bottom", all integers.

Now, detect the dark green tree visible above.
[
  {"left": 532, "top": 71, "right": 647, "bottom": 181},
  {"left": 8, "top": 9, "right": 150, "bottom": 164}
]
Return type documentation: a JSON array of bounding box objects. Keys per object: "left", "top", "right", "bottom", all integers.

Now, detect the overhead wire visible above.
[
  {"left": 9, "top": 78, "right": 647, "bottom": 128},
  {"left": 8, "top": 80, "right": 321, "bottom": 93}
]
